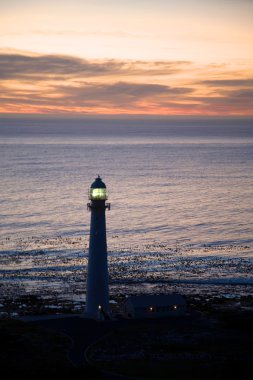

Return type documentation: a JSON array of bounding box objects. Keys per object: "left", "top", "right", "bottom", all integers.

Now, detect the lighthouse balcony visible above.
[{"left": 87, "top": 202, "right": 111, "bottom": 210}]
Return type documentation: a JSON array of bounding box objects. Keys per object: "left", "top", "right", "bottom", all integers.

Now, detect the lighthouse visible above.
[{"left": 86, "top": 176, "right": 111, "bottom": 319}]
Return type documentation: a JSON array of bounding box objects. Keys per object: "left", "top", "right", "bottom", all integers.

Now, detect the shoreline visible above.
[{"left": 1, "top": 290, "right": 252, "bottom": 319}]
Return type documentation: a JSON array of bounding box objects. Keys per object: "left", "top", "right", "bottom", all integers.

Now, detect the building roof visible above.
[{"left": 124, "top": 294, "right": 186, "bottom": 307}]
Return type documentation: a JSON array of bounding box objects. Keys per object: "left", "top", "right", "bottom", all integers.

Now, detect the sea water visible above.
[{"left": 0, "top": 116, "right": 253, "bottom": 305}]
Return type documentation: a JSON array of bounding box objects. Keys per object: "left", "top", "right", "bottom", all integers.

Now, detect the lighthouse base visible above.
[{"left": 84, "top": 310, "right": 112, "bottom": 321}]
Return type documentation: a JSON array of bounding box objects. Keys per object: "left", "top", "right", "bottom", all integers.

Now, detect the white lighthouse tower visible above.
[{"left": 86, "top": 176, "right": 111, "bottom": 319}]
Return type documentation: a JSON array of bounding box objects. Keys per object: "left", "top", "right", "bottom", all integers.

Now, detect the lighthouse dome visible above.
[
  {"left": 91, "top": 176, "right": 106, "bottom": 189},
  {"left": 89, "top": 176, "right": 108, "bottom": 200}
]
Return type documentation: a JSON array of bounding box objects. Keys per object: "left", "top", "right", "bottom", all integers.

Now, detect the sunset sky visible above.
[{"left": 0, "top": 0, "right": 253, "bottom": 115}]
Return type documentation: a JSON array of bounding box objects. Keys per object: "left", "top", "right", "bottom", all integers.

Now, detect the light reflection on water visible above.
[
  {"left": 0, "top": 118, "right": 253, "bottom": 302},
  {"left": 1, "top": 141, "right": 252, "bottom": 247}
]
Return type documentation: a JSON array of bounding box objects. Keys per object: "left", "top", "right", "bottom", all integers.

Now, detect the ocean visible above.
[{"left": 0, "top": 116, "right": 253, "bottom": 312}]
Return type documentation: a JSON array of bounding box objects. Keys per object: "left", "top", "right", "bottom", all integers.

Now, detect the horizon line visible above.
[{"left": 1, "top": 113, "right": 253, "bottom": 120}]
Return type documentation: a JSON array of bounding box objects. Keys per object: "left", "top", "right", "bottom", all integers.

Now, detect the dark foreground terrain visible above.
[{"left": 0, "top": 297, "right": 252, "bottom": 380}]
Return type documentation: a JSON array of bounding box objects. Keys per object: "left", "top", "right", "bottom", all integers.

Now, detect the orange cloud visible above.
[{"left": 0, "top": 51, "right": 252, "bottom": 116}]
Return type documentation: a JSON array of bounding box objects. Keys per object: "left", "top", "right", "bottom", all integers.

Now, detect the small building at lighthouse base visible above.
[{"left": 122, "top": 294, "right": 187, "bottom": 319}]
